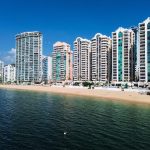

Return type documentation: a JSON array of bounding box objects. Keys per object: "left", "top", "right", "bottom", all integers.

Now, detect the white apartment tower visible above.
[
  {"left": 74, "top": 37, "right": 91, "bottom": 81},
  {"left": 52, "top": 42, "right": 73, "bottom": 82},
  {"left": 4, "top": 64, "right": 16, "bottom": 83},
  {"left": 16, "top": 32, "right": 43, "bottom": 84},
  {"left": 139, "top": 17, "right": 150, "bottom": 83},
  {"left": 112, "top": 27, "right": 135, "bottom": 83},
  {"left": 0, "top": 60, "right": 4, "bottom": 83},
  {"left": 91, "top": 33, "right": 111, "bottom": 82}
]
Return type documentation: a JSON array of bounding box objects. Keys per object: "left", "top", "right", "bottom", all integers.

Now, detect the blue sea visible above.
[{"left": 0, "top": 89, "right": 150, "bottom": 150}]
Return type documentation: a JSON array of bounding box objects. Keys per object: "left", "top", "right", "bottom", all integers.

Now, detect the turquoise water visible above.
[{"left": 0, "top": 89, "right": 150, "bottom": 150}]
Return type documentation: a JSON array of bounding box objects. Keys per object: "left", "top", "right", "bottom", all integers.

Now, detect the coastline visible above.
[{"left": 0, "top": 85, "right": 150, "bottom": 105}]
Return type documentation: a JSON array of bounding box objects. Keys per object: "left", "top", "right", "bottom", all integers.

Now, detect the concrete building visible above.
[
  {"left": 52, "top": 42, "right": 73, "bottom": 82},
  {"left": 139, "top": 17, "right": 150, "bottom": 83},
  {"left": 112, "top": 27, "right": 135, "bottom": 83},
  {"left": 0, "top": 60, "right": 4, "bottom": 83},
  {"left": 16, "top": 32, "right": 43, "bottom": 84},
  {"left": 73, "top": 37, "right": 91, "bottom": 81},
  {"left": 91, "top": 33, "right": 112, "bottom": 82},
  {"left": 4, "top": 64, "right": 16, "bottom": 83},
  {"left": 131, "top": 26, "right": 139, "bottom": 82},
  {"left": 42, "top": 56, "right": 52, "bottom": 83}
]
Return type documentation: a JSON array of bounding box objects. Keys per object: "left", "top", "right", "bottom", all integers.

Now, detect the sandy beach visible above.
[{"left": 0, "top": 85, "right": 150, "bottom": 105}]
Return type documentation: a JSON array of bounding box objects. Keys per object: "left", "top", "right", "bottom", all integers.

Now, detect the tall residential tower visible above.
[
  {"left": 112, "top": 27, "right": 135, "bottom": 83},
  {"left": 52, "top": 42, "right": 73, "bottom": 82},
  {"left": 16, "top": 32, "right": 43, "bottom": 84},
  {"left": 91, "top": 33, "right": 112, "bottom": 82},
  {"left": 139, "top": 17, "right": 150, "bottom": 83},
  {"left": 73, "top": 37, "right": 91, "bottom": 81}
]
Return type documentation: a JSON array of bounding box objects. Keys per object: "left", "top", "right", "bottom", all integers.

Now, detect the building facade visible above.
[
  {"left": 91, "top": 33, "right": 112, "bottom": 82},
  {"left": 0, "top": 60, "right": 4, "bottom": 83},
  {"left": 52, "top": 42, "right": 73, "bottom": 82},
  {"left": 112, "top": 27, "right": 135, "bottom": 83},
  {"left": 42, "top": 56, "right": 52, "bottom": 83},
  {"left": 4, "top": 64, "right": 16, "bottom": 83},
  {"left": 73, "top": 37, "right": 91, "bottom": 81},
  {"left": 16, "top": 32, "right": 43, "bottom": 84},
  {"left": 131, "top": 26, "right": 139, "bottom": 82},
  {"left": 139, "top": 17, "right": 150, "bottom": 83}
]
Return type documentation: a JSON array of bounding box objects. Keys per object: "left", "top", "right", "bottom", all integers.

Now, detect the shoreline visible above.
[{"left": 0, "top": 85, "right": 150, "bottom": 105}]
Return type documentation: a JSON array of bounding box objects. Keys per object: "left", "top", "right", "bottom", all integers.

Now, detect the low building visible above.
[
  {"left": 0, "top": 60, "right": 4, "bottom": 83},
  {"left": 42, "top": 56, "right": 52, "bottom": 84},
  {"left": 4, "top": 64, "right": 16, "bottom": 83}
]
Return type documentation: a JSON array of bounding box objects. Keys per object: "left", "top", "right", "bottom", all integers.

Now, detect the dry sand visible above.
[{"left": 0, "top": 85, "right": 150, "bottom": 105}]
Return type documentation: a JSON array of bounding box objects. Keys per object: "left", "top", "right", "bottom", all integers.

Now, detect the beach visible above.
[{"left": 0, "top": 85, "right": 150, "bottom": 105}]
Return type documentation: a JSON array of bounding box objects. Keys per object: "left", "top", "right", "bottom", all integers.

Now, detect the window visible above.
[
  {"left": 147, "top": 22, "right": 150, "bottom": 29},
  {"left": 118, "top": 32, "right": 123, "bottom": 38}
]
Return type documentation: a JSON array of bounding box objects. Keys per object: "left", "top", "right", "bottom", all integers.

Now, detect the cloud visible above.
[
  {"left": 8, "top": 48, "right": 16, "bottom": 55},
  {"left": 1, "top": 48, "right": 16, "bottom": 65}
]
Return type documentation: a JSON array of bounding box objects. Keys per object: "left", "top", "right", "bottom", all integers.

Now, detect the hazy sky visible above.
[{"left": 0, "top": 0, "right": 149, "bottom": 64}]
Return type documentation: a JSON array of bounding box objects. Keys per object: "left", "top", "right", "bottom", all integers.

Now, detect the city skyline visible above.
[
  {"left": 0, "top": 0, "right": 150, "bottom": 64},
  {"left": 1, "top": 16, "right": 149, "bottom": 84}
]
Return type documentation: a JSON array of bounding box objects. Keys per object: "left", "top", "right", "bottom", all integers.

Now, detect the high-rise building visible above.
[
  {"left": 16, "top": 32, "right": 43, "bottom": 84},
  {"left": 52, "top": 42, "right": 73, "bottom": 82},
  {"left": 139, "top": 17, "right": 150, "bottom": 83},
  {"left": 131, "top": 26, "right": 139, "bottom": 81},
  {"left": 73, "top": 37, "right": 91, "bottom": 81},
  {"left": 0, "top": 60, "right": 4, "bottom": 83},
  {"left": 112, "top": 27, "right": 135, "bottom": 83},
  {"left": 42, "top": 56, "right": 52, "bottom": 83},
  {"left": 4, "top": 64, "right": 16, "bottom": 83},
  {"left": 91, "top": 33, "right": 112, "bottom": 82}
]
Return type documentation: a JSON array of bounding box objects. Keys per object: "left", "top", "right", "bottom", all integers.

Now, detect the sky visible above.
[{"left": 0, "top": 0, "right": 150, "bottom": 64}]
